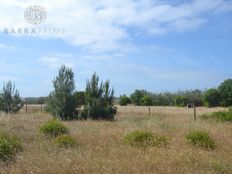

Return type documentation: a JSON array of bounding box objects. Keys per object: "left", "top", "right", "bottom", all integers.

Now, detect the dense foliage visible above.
[
  {"left": 46, "top": 65, "right": 77, "bottom": 120},
  {"left": 119, "top": 95, "right": 131, "bottom": 106},
  {"left": 218, "top": 79, "right": 232, "bottom": 107},
  {"left": 0, "top": 81, "right": 23, "bottom": 114},
  {"left": 204, "top": 89, "right": 221, "bottom": 107},
  {"left": 80, "top": 73, "right": 117, "bottom": 120},
  {"left": 125, "top": 79, "right": 232, "bottom": 107}
]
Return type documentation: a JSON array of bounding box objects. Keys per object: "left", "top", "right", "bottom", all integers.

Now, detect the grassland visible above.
[{"left": 0, "top": 106, "right": 231, "bottom": 174}]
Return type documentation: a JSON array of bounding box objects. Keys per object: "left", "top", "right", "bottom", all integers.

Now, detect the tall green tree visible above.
[
  {"left": 218, "top": 79, "right": 232, "bottom": 107},
  {"left": 80, "top": 73, "right": 117, "bottom": 120},
  {"left": 0, "top": 81, "right": 23, "bottom": 114},
  {"left": 47, "top": 65, "right": 77, "bottom": 120},
  {"left": 204, "top": 88, "right": 221, "bottom": 107}
]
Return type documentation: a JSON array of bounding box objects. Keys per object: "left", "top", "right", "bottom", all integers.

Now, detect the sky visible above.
[{"left": 0, "top": 0, "right": 232, "bottom": 97}]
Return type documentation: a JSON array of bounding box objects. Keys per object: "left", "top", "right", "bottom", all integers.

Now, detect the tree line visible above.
[
  {"left": 120, "top": 79, "right": 232, "bottom": 107},
  {"left": 0, "top": 65, "right": 117, "bottom": 120}
]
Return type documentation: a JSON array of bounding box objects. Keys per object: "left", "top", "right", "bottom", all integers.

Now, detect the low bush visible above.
[
  {"left": 39, "top": 119, "right": 69, "bottom": 137},
  {"left": 55, "top": 134, "right": 76, "bottom": 148},
  {"left": 0, "top": 132, "right": 22, "bottom": 162},
  {"left": 201, "top": 109, "right": 232, "bottom": 122},
  {"left": 124, "top": 130, "right": 168, "bottom": 147},
  {"left": 186, "top": 131, "right": 215, "bottom": 149}
]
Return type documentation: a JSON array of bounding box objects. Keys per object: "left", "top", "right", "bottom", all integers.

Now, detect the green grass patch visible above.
[
  {"left": 55, "top": 134, "right": 76, "bottom": 148},
  {"left": 124, "top": 130, "right": 169, "bottom": 147},
  {"left": 39, "top": 119, "right": 69, "bottom": 137},
  {"left": 0, "top": 132, "right": 22, "bottom": 162},
  {"left": 186, "top": 131, "right": 215, "bottom": 149},
  {"left": 201, "top": 109, "right": 232, "bottom": 122}
]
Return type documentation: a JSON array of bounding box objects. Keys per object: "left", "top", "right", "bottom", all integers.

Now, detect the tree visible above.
[
  {"left": 204, "top": 88, "right": 221, "bottom": 107},
  {"left": 74, "top": 91, "right": 85, "bottom": 106},
  {"left": 218, "top": 79, "right": 232, "bottom": 107},
  {"left": 141, "top": 95, "right": 153, "bottom": 106},
  {"left": 119, "top": 95, "right": 131, "bottom": 106},
  {"left": 46, "top": 65, "right": 77, "bottom": 120},
  {"left": 80, "top": 73, "right": 117, "bottom": 120},
  {"left": 130, "top": 90, "right": 146, "bottom": 106},
  {"left": 174, "top": 96, "right": 187, "bottom": 107},
  {"left": 0, "top": 81, "right": 23, "bottom": 114}
]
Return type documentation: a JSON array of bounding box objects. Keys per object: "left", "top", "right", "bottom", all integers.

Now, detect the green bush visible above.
[
  {"left": 201, "top": 109, "right": 232, "bottom": 122},
  {"left": 124, "top": 130, "right": 168, "bottom": 147},
  {"left": 0, "top": 132, "right": 22, "bottom": 162},
  {"left": 39, "top": 119, "right": 69, "bottom": 137},
  {"left": 186, "top": 131, "right": 215, "bottom": 149},
  {"left": 55, "top": 134, "right": 76, "bottom": 148},
  {"left": 119, "top": 95, "right": 131, "bottom": 106}
]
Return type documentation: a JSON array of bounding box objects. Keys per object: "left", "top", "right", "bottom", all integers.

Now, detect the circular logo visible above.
[{"left": 24, "top": 5, "right": 47, "bottom": 25}]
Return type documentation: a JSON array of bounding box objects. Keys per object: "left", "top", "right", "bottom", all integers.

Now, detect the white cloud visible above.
[
  {"left": 38, "top": 54, "right": 75, "bottom": 68},
  {"left": 0, "top": 0, "right": 231, "bottom": 52}
]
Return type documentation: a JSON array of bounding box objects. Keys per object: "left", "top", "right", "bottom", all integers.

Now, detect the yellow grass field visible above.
[{"left": 0, "top": 106, "right": 232, "bottom": 174}]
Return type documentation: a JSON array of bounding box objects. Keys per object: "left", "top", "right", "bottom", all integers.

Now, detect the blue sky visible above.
[{"left": 0, "top": 0, "right": 232, "bottom": 97}]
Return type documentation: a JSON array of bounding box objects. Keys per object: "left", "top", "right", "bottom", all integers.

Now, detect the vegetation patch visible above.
[
  {"left": 201, "top": 108, "right": 232, "bottom": 122},
  {"left": 55, "top": 134, "right": 76, "bottom": 148},
  {"left": 124, "top": 130, "right": 168, "bottom": 147},
  {"left": 0, "top": 132, "right": 22, "bottom": 162},
  {"left": 39, "top": 119, "right": 69, "bottom": 137},
  {"left": 186, "top": 131, "right": 215, "bottom": 149}
]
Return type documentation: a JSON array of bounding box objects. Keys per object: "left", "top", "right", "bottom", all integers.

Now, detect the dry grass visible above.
[{"left": 0, "top": 106, "right": 231, "bottom": 174}]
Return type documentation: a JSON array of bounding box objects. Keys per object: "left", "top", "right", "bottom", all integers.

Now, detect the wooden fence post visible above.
[
  {"left": 148, "top": 107, "right": 151, "bottom": 117},
  {"left": 194, "top": 107, "right": 196, "bottom": 121},
  {"left": 25, "top": 99, "right": 28, "bottom": 113}
]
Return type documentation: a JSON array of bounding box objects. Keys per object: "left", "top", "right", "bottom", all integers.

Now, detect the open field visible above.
[{"left": 0, "top": 106, "right": 232, "bottom": 174}]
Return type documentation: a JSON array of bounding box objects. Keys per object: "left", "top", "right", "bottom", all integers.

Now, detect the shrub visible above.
[
  {"left": 119, "top": 95, "right": 131, "bottom": 106},
  {"left": 0, "top": 132, "right": 22, "bottom": 162},
  {"left": 39, "top": 120, "right": 69, "bottom": 137},
  {"left": 124, "top": 130, "right": 168, "bottom": 147},
  {"left": 201, "top": 109, "right": 232, "bottom": 122},
  {"left": 55, "top": 134, "right": 76, "bottom": 148},
  {"left": 186, "top": 131, "right": 215, "bottom": 149}
]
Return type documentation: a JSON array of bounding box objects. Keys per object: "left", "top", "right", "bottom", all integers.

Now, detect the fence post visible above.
[
  {"left": 148, "top": 107, "right": 151, "bottom": 117},
  {"left": 194, "top": 106, "right": 196, "bottom": 121},
  {"left": 25, "top": 99, "right": 28, "bottom": 113}
]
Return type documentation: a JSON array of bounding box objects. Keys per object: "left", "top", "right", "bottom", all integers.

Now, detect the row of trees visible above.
[{"left": 119, "top": 79, "right": 232, "bottom": 107}]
